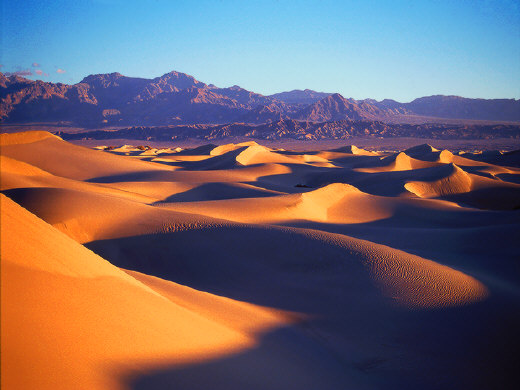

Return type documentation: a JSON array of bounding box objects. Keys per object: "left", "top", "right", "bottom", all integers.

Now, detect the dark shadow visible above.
[
  {"left": 78, "top": 217, "right": 520, "bottom": 389},
  {"left": 171, "top": 144, "right": 217, "bottom": 156},
  {"left": 496, "top": 172, "right": 520, "bottom": 185},
  {"left": 124, "top": 303, "right": 520, "bottom": 390},
  {"left": 88, "top": 227, "right": 520, "bottom": 389},
  {"left": 85, "top": 225, "right": 380, "bottom": 312},
  {"left": 154, "top": 182, "right": 282, "bottom": 203},
  {"left": 127, "top": 326, "right": 363, "bottom": 390},
  {"left": 441, "top": 186, "right": 520, "bottom": 210},
  {"left": 456, "top": 165, "right": 498, "bottom": 179},
  {"left": 401, "top": 144, "right": 441, "bottom": 161},
  {"left": 83, "top": 224, "right": 520, "bottom": 389},
  {"left": 460, "top": 149, "right": 520, "bottom": 168},
  {"left": 319, "top": 154, "right": 382, "bottom": 168},
  {"left": 278, "top": 218, "right": 520, "bottom": 288},
  {"left": 86, "top": 170, "right": 181, "bottom": 183},
  {"left": 131, "top": 156, "right": 186, "bottom": 168}
]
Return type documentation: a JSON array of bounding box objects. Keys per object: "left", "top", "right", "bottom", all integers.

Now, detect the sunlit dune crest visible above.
[
  {"left": 2, "top": 131, "right": 520, "bottom": 389},
  {"left": 0, "top": 130, "right": 60, "bottom": 146},
  {"left": 404, "top": 163, "right": 473, "bottom": 198}
]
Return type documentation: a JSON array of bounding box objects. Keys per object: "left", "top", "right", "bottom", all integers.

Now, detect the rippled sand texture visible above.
[{"left": 2, "top": 131, "right": 520, "bottom": 390}]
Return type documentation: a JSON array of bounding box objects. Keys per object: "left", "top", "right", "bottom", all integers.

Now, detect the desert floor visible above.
[{"left": 2, "top": 131, "right": 520, "bottom": 389}]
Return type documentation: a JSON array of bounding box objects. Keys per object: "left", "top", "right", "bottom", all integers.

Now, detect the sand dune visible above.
[
  {"left": 210, "top": 141, "right": 261, "bottom": 156},
  {"left": 404, "top": 163, "right": 472, "bottom": 197},
  {"left": 0, "top": 131, "right": 173, "bottom": 181},
  {"left": 327, "top": 144, "right": 379, "bottom": 155},
  {"left": 0, "top": 155, "right": 157, "bottom": 204},
  {"left": 1, "top": 195, "right": 295, "bottom": 389},
  {"left": 158, "top": 182, "right": 393, "bottom": 224},
  {"left": 2, "top": 131, "right": 520, "bottom": 390},
  {"left": 358, "top": 151, "right": 441, "bottom": 172}
]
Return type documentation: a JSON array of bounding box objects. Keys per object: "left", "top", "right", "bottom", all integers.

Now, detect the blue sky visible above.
[{"left": 1, "top": 0, "right": 519, "bottom": 102}]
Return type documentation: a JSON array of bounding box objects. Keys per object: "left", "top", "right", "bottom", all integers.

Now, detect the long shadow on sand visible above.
[
  {"left": 86, "top": 226, "right": 520, "bottom": 390},
  {"left": 124, "top": 306, "right": 518, "bottom": 390},
  {"left": 126, "top": 326, "right": 364, "bottom": 390}
]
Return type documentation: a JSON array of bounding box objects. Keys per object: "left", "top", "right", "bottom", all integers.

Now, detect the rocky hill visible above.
[
  {"left": 0, "top": 73, "right": 98, "bottom": 123},
  {"left": 292, "top": 93, "right": 410, "bottom": 122}
]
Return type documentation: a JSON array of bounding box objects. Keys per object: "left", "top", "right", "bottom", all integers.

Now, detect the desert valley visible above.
[{"left": 2, "top": 127, "right": 520, "bottom": 389}]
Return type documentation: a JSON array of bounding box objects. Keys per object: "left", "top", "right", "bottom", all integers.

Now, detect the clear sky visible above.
[{"left": 1, "top": 0, "right": 519, "bottom": 102}]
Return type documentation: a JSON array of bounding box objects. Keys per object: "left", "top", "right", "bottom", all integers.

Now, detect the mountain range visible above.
[{"left": 1, "top": 70, "right": 519, "bottom": 127}]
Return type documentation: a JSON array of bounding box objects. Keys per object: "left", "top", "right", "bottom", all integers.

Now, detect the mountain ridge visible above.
[{"left": 1, "top": 70, "right": 519, "bottom": 126}]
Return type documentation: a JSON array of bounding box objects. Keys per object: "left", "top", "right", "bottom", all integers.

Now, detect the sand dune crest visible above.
[
  {"left": 405, "top": 163, "right": 472, "bottom": 198},
  {"left": 0, "top": 130, "right": 60, "bottom": 146}
]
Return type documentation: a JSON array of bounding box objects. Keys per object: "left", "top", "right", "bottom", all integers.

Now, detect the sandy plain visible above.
[{"left": 1, "top": 131, "right": 519, "bottom": 389}]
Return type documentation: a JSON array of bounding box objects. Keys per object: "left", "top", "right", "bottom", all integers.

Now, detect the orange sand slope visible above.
[{"left": 2, "top": 131, "right": 520, "bottom": 390}]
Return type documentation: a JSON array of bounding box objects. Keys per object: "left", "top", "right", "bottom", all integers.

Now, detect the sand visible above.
[{"left": 2, "top": 131, "right": 520, "bottom": 389}]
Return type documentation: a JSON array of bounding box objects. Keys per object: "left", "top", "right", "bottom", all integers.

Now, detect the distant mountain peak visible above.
[
  {"left": 156, "top": 70, "right": 204, "bottom": 83},
  {"left": 80, "top": 72, "right": 125, "bottom": 84},
  {"left": 325, "top": 93, "right": 346, "bottom": 101}
]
